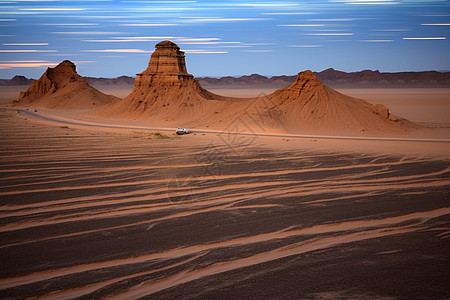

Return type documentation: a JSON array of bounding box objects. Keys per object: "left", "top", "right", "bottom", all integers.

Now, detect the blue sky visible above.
[{"left": 0, "top": 0, "right": 449, "bottom": 78}]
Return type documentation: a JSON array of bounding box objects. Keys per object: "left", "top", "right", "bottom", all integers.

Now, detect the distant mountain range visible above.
[
  {"left": 1, "top": 69, "right": 449, "bottom": 88},
  {"left": 197, "top": 69, "right": 450, "bottom": 88},
  {"left": 0, "top": 75, "right": 136, "bottom": 86}
]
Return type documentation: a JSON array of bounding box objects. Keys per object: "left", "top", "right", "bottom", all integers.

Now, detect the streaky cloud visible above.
[
  {"left": 360, "top": 39, "right": 394, "bottom": 42},
  {"left": 278, "top": 24, "right": 324, "bottom": 27},
  {"left": 0, "top": 49, "right": 57, "bottom": 52},
  {"left": 182, "top": 49, "right": 228, "bottom": 54},
  {"left": 80, "top": 49, "right": 152, "bottom": 53},
  {"left": 403, "top": 37, "right": 446, "bottom": 40},
  {"left": 288, "top": 45, "right": 323, "bottom": 47},
  {"left": 52, "top": 32, "right": 123, "bottom": 35},
  {"left": 120, "top": 23, "right": 178, "bottom": 27},
  {"left": 3, "top": 43, "right": 48, "bottom": 46}
]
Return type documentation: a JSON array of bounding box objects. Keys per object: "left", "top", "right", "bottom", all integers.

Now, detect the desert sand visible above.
[
  {"left": 0, "top": 106, "right": 449, "bottom": 299},
  {"left": 0, "top": 40, "right": 449, "bottom": 299}
]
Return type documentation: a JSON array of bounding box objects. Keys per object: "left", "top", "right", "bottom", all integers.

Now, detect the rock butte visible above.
[
  {"left": 93, "top": 40, "right": 225, "bottom": 121},
  {"left": 137, "top": 40, "right": 191, "bottom": 84},
  {"left": 11, "top": 60, "right": 118, "bottom": 109}
]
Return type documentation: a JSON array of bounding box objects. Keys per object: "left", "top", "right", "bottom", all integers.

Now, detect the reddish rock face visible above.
[
  {"left": 135, "top": 40, "right": 194, "bottom": 87},
  {"left": 11, "top": 60, "right": 118, "bottom": 109},
  {"left": 17, "top": 60, "right": 82, "bottom": 102},
  {"left": 144, "top": 41, "right": 189, "bottom": 75}
]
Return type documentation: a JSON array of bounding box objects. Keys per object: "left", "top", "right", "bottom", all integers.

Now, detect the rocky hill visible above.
[{"left": 10, "top": 60, "right": 119, "bottom": 109}]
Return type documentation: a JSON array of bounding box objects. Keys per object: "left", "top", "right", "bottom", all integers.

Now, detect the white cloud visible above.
[
  {"left": 3, "top": 43, "right": 49, "bottom": 46},
  {"left": 179, "top": 42, "right": 241, "bottom": 45},
  {"left": 421, "top": 23, "right": 450, "bottom": 26},
  {"left": 330, "top": 0, "right": 400, "bottom": 4},
  {"left": 181, "top": 17, "right": 269, "bottom": 23},
  {"left": 182, "top": 49, "right": 228, "bottom": 54},
  {"left": 403, "top": 37, "right": 446, "bottom": 40},
  {"left": 120, "top": 23, "right": 178, "bottom": 27},
  {"left": 345, "top": 1, "right": 400, "bottom": 4},
  {"left": 242, "top": 43, "right": 276, "bottom": 46},
  {"left": 242, "top": 50, "right": 275, "bottom": 52},
  {"left": 0, "top": 62, "right": 58, "bottom": 69},
  {"left": 111, "top": 36, "right": 180, "bottom": 42},
  {"left": 359, "top": 39, "right": 394, "bottom": 42},
  {"left": 19, "top": 8, "right": 85, "bottom": 11},
  {"left": 52, "top": 32, "right": 123, "bottom": 35},
  {"left": 278, "top": 24, "right": 324, "bottom": 27},
  {"left": 262, "top": 12, "right": 316, "bottom": 15},
  {"left": 0, "top": 11, "right": 44, "bottom": 15},
  {"left": 308, "top": 18, "right": 354, "bottom": 21},
  {"left": 41, "top": 23, "right": 99, "bottom": 26},
  {"left": 80, "top": 49, "right": 152, "bottom": 53},
  {"left": 236, "top": 3, "right": 299, "bottom": 7},
  {"left": 0, "top": 60, "right": 49, "bottom": 62},
  {"left": 374, "top": 29, "right": 410, "bottom": 31},
  {"left": 306, "top": 33, "right": 354, "bottom": 36},
  {"left": 83, "top": 39, "right": 136, "bottom": 42},
  {"left": 177, "top": 38, "right": 220, "bottom": 42},
  {"left": 122, "top": 1, "right": 196, "bottom": 2},
  {"left": 82, "top": 37, "right": 234, "bottom": 45},
  {"left": 5, "top": 0, "right": 111, "bottom": 1},
  {"left": 421, "top": 14, "right": 450, "bottom": 17},
  {"left": 126, "top": 6, "right": 192, "bottom": 12},
  {"left": 217, "top": 45, "right": 251, "bottom": 48},
  {"left": 0, "top": 49, "right": 57, "bottom": 52},
  {"left": 288, "top": 45, "right": 323, "bottom": 47}
]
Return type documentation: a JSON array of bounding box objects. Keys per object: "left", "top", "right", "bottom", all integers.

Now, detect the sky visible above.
[{"left": 0, "top": 0, "right": 449, "bottom": 79}]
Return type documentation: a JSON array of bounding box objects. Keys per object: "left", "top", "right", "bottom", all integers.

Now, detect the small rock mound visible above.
[{"left": 11, "top": 60, "right": 119, "bottom": 109}]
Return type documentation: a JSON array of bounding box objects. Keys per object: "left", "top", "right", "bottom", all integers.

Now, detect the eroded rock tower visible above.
[{"left": 134, "top": 40, "right": 194, "bottom": 86}]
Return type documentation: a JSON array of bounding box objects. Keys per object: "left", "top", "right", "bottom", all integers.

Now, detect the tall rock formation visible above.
[
  {"left": 11, "top": 60, "right": 119, "bottom": 109},
  {"left": 97, "top": 41, "right": 224, "bottom": 121}
]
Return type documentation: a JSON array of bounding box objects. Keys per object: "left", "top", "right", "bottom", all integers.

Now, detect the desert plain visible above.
[
  {"left": 0, "top": 83, "right": 449, "bottom": 299},
  {"left": 0, "top": 42, "right": 450, "bottom": 299}
]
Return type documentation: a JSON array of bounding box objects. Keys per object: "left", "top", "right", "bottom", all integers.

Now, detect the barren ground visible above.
[{"left": 0, "top": 86, "right": 449, "bottom": 299}]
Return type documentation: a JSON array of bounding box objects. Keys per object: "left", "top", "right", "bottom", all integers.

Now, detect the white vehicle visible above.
[{"left": 176, "top": 128, "right": 190, "bottom": 135}]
